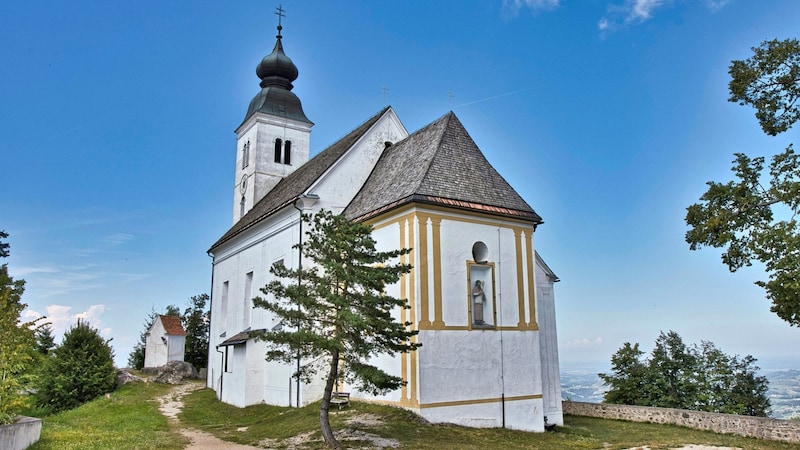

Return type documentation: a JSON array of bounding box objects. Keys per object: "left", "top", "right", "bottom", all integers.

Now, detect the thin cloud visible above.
[
  {"left": 11, "top": 265, "right": 60, "bottom": 277},
  {"left": 104, "top": 233, "right": 135, "bottom": 245},
  {"left": 564, "top": 336, "right": 604, "bottom": 348},
  {"left": 598, "top": 0, "right": 730, "bottom": 32},
  {"left": 503, "top": 0, "right": 561, "bottom": 17}
]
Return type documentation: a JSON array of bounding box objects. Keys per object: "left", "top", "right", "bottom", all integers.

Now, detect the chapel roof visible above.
[
  {"left": 344, "top": 111, "right": 542, "bottom": 224},
  {"left": 210, "top": 107, "right": 392, "bottom": 251},
  {"left": 158, "top": 315, "right": 187, "bottom": 336}
]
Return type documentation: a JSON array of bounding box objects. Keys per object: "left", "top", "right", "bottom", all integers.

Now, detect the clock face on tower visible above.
[{"left": 240, "top": 174, "right": 248, "bottom": 194}]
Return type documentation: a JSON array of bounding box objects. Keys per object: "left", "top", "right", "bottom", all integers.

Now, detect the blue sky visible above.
[{"left": 2, "top": 0, "right": 798, "bottom": 370}]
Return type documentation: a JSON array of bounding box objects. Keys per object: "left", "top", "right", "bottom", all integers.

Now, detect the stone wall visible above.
[
  {"left": 0, "top": 416, "right": 42, "bottom": 450},
  {"left": 563, "top": 401, "right": 800, "bottom": 444}
]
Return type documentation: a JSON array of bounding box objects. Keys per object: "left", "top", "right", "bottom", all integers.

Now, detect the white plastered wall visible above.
[{"left": 347, "top": 207, "right": 547, "bottom": 432}]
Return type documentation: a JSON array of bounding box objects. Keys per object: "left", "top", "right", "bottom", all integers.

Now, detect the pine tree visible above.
[
  {"left": 253, "top": 210, "right": 420, "bottom": 449},
  {"left": 36, "top": 320, "right": 116, "bottom": 413},
  {"left": 35, "top": 323, "right": 56, "bottom": 355}
]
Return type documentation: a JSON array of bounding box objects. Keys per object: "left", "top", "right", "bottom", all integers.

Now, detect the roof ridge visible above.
[
  {"left": 414, "top": 111, "right": 455, "bottom": 198},
  {"left": 409, "top": 111, "right": 454, "bottom": 197},
  {"left": 210, "top": 107, "right": 392, "bottom": 251}
]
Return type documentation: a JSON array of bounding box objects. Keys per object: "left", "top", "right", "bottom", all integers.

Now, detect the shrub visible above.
[{"left": 36, "top": 320, "right": 116, "bottom": 413}]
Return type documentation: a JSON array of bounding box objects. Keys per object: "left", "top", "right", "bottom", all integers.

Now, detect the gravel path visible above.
[{"left": 157, "top": 382, "right": 262, "bottom": 450}]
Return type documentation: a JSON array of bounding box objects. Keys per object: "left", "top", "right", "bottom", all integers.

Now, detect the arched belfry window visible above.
[
  {"left": 274, "top": 138, "right": 282, "bottom": 163},
  {"left": 283, "top": 140, "right": 291, "bottom": 165},
  {"left": 273, "top": 138, "right": 292, "bottom": 165},
  {"left": 240, "top": 196, "right": 246, "bottom": 217}
]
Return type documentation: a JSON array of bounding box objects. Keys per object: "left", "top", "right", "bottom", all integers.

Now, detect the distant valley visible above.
[{"left": 560, "top": 368, "right": 800, "bottom": 420}]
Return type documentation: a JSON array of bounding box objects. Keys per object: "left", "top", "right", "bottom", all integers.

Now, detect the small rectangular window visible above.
[{"left": 244, "top": 271, "right": 253, "bottom": 327}]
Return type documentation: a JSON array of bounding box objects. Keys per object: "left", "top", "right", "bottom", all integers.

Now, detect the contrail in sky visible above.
[{"left": 454, "top": 88, "right": 534, "bottom": 108}]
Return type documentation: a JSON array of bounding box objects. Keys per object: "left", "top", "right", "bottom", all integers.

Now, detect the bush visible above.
[
  {"left": 36, "top": 320, "right": 116, "bottom": 413},
  {"left": 0, "top": 230, "right": 37, "bottom": 424}
]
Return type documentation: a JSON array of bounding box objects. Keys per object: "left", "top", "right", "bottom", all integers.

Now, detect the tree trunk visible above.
[{"left": 320, "top": 349, "right": 340, "bottom": 449}]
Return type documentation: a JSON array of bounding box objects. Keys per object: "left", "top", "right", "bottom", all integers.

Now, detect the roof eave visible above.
[{"left": 349, "top": 195, "right": 544, "bottom": 225}]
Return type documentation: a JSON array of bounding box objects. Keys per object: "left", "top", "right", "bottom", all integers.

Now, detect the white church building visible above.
[{"left": 206, "top": 22, "right": 563, "bottom": 432}]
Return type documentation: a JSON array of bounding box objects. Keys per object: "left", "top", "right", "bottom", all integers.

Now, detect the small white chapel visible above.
[{"left": 206, "top": 20, "right": 564, "bottom": 432}]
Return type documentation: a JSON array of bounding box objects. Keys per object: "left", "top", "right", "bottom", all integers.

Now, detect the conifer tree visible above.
[
  {"left": 36, "top": 320, "right": 116, "bottom": 413},
  {"left": 35, "top": 323, "right": 56, "bottom": 356},
  {"left": 253, "top": 210, "right": 419, "bottom": 449}
]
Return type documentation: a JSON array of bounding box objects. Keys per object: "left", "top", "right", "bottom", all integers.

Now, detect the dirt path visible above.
[{"left": 157, "top": 382, "right": 262, "bottom": 450}]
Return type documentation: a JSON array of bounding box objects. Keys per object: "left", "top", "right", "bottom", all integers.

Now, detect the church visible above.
[{"left": 206, "top": 21, "right": 564, "bottom": 432}]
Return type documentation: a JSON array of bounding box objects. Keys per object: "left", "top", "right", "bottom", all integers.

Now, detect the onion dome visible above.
[
  {"left": 243, "top": 25, "right": 312, "bottom": 125},
  {"left": 256, "top": 25, "right": 298, "bottom": 89}
]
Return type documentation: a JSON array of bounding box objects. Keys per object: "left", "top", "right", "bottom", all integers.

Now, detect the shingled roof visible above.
[
  {"left": 344, "top": 111, "right": 542, "bottom": 224},
  {"left": 210, "top": 106, "right": 391, "bottom": 251},
  {"left": 158, "top": 315, "right": 187, "bottom": 336}
]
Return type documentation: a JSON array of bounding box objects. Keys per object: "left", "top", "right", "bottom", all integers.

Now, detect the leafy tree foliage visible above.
[
  {"left": 253, "top": 210, "right": 419, "bottom": 449},
  {"left": 600, "top": 331, "right": 770, "bottom": 417},
  {"left": 729, "top": 38, "right": 800, "bottom": 136},
  {"left": 36, "top": 320, "right": 116, "bottom": 413},
  {"left": 686, "top": 37, "right": 800, "bottom": 326},
  {"left": 182, "top": 293, "right": 210, "bottom": 369},
  {"left": 0, "top": 231, "right": 38, "bottom": 424}
]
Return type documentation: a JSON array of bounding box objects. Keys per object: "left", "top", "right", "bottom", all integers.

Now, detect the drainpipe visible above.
[
  {"left": 291, "top": 193, "right": 320, "bottom": 407},
  {"left": 207, "top": 250, "right": 217, "bottom": 396},
  {"left": 216, "top": 345, "right": 224, "bottom": 401},
  {"left": 497, "top": 226, "right": 506, "bottom": 429}
]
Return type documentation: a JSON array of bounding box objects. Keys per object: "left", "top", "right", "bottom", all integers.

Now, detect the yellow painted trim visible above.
[
  {"left": 419, "top": 394, "right": 544, "bottom": 409},
  {"left": 431, "top": 216, "right": 444, "bottom": 327},
  {"left": 413, "top": 203, "right": 538, "bottom": 228},
  {"left": 418, "top": 213, "right": 431, "bottom": 328},
  {"left": 525, "top": 229, "right": 539, "bottom": 330},
  {"left": 399, "top": 219, "right": 408, "bottom": 402},
  {"left": 367, "top": 203, "right": 536, "bottom": 232},
  {"left": 513, "top": 228, "right": 526, "bottom": 328},
  {"left": 408, "top": 216, "right": 417, "bottom": 404}
]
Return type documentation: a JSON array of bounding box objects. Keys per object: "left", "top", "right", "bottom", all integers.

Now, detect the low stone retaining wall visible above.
[
  {"left": 563, "top": 401, "right": 800, "bottom": 444},
  {"left": 0, "top": 416, "right": 42, "bottom": 450}
]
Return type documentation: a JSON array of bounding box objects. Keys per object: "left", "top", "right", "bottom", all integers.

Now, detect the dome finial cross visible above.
[{"left": 275, "top": 4, "right": 285, "bottom": 36}]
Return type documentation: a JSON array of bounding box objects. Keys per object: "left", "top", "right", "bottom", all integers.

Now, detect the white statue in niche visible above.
[{"left": 472, "top": 280, "right": 486, "bottom": 325}]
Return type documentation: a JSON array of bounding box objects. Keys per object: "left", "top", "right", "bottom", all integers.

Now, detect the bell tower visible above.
[{"left": 232, "top": 14, "right": 313, "bottom": 224}]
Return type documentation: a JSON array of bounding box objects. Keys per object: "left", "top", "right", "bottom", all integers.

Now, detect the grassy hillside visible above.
[
  {"left": 21, "top": 381, "right": 798, "bottom": 449},
  {"left": 181, "top": 388, "right": 797, "bottom": 449}
]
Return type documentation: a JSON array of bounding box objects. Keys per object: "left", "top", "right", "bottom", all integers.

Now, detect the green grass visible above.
[
  {"left": 18, "top": 381, "right": 798, "bottom": 449},
  {"left": 179, "top": 387, "right": 799, "bottom": 449},
  {"left": 25, "top": 382, "right": 186, "bottom": 450}
]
